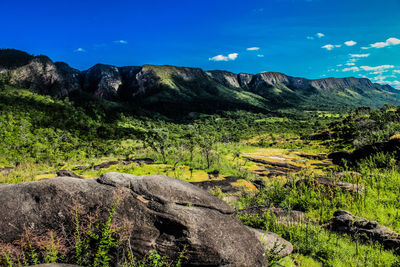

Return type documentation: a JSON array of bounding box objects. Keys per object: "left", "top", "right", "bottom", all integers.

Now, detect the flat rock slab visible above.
[
  {"left": 244, "top": 157, "right": 303, "bottom": 171},
  {"left": 191, "top": 176, "right": 241, "bottom": 193},
  {"left": 0, "top": 172, "right": 267, "bottom": 266},
  {"left": 292, "top": 177, "right": 365, "bottom": 194}
]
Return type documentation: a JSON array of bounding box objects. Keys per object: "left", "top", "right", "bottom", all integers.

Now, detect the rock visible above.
[
  {"left": 237, "top": 207, "right": 308, "bottom": 225},
  {"left": 247, "top": 227, "right": 293, "bottom": 258},
  {"left": 82, "top": 64, "right": 122, "bottom": 100},
  {"left": 253, "top": 179, "right": 266, "bottom": 189},
  {"left": 243, "top": 157, "right": 303, "bottom": 171},
  {"left": 132, "top": 158, "right": 155, "bottom": 165},
  {"left": 56, "top": 170, "right": 82, "bottom": 179},
  {"left": 329, "top": 210, "right": 400, "bottom": 251},
  {"left": 0, "top": 172, "right": 268, "bottom": 266},
  {"left": 93, "top": 160, "right": 130, "bottom": 170},
  {"left": 329, "top": 140, "right": 400, "bottom": 166},
  {"left": 328, "top": 151, "right": 352, "bottom": 165},
  {"left": 335, "top": 171, "right": 362, "bottom": 180},
  {"left": 293, "top": 177, "right": 365, "bottom": 194},
  {"left": 191, "top": 176, "right": 241, "bottom": 193},
  {"left": 297, "top": 153, "right": 326, "bottom": 160}
]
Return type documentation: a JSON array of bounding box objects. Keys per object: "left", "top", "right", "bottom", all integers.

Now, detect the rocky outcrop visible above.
[
  {"left": 0, "top": 172, "right": 268, "bottom": 266},
  {"left": 1, "top": 49, "right": 398, "bottom": 109},
  {"left": 1, "top": 55, "right": 80, "bottom": 97},
  {"left": 328, "top": 139, "right": 400, "bottom": 166},
  {"left": 292, "top": 177, "right": 365, "bottom": 194},
  {"left": 81, "top": 64, "right": 122, "bottom": 99},
  {"left": 329, "top": 210, "right": 400, "bottom": 251},
  {"left": 237, "top": 206, "right": 308, "bottom": 225}
]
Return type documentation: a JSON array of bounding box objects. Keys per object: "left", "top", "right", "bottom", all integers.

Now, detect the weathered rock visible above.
[
  {"left": 191, "top": 176, "right": 241, "bottom": 193},
  {"left": 93, "top": 160, "right": 130, "bottom": 170},
  {"left": 243, "top": 157, "right": 303, "bottom": 171},
  {"left": 0, "top": 172, "right": 268, "bottom": 266},
  {"left": 247, "top": 227, "right": 293, "bottom": 258},
  {"left": 237, "top": 207, "right": 308, "bottom": 225},
  {"left": 335, "top": 171, "right": 362, "bottom": 180},
  {"left": 329, "top": 139, "right": 400, "bottom": 166},
  {"left": 328, "top": 150, "right": 352, "bottom": 165},
  {"left": 56, "top": 170, "right": 82, "bottom": 179},
  {"left": 329, "top": 210, "right": 400, "bottom": 251},
  {"left": 292, "top": 177, "right": 365, "bottom": 194}
]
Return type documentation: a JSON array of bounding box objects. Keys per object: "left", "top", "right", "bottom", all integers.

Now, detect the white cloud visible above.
[
  {"left": 386, "top": 80, "right": 400, "bottom": 87},
  {"left": 257, "top": 54, "right": 264, "bottom": 57},
  {"left": 307, "top": 33, "right": 325, "bottom": 40},
  {"left": 247, "top": 47, "right": 260, "bottom": 51},
  {"left": 322, "top": 44, "right": 334, "bottom": 50},
  {"left": 336, "top": 64, "right": 343, "bottom": 67},
  {"left": 322, "top": 44, "right": 341, "bottom": 50},
  {"left": 342, "top": 67, "right": 360, "bottom": 72},
  {"left": 209, "top": 53, "right": 239, "bottom": 61},
  {"left": 363, "top": 37, "right": 400, "bottom": 49},
  {"left": 114, "top": 40, "right": 128, "bottom": 44},
  {"left": 344, "top": 40, "right": 357, "bottom": 46},
  {"left": 74, "top": 48, "right": 86, "bottom": 52},
  {"left": 394, "top": 70, "right": 400, "bottom": 74},
  {"left": 360, "top": 65, "right": 394, "bottom": 72},
  {"left": 345, "top": 62, "right": 355, "bottom": 66},
  {"left": 350, "top": 54, "right": 370, "bottom": 58},
  {"left": 228, "top": 53, "right": 238, "bottom": 60}
]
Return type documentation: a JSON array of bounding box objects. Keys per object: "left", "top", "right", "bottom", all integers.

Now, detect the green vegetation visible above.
[{"left": 2, "top": 84, "right": 400, "bottom": 266}]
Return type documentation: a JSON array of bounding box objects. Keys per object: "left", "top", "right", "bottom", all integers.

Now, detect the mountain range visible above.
[{"left": 0, "top": 49, "right": 399, "bottom": 115}]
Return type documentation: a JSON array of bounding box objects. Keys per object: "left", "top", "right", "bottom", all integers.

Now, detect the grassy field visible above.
[{"left": 2, "top": 85, "right": 400, "bottom": 266}]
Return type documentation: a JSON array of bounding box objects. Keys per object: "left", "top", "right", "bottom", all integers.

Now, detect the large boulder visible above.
[{"left": 0, "top": 172, "right": 268, "bottom": 266}]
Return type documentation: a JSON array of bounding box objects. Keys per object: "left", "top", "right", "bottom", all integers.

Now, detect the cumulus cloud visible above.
[
  {"left": 257, "top": 54, "right": 264, "bottom": 57},
  {"left": 362, "top": 37, "right": 400, "bottom": 49},
  {"left": 342, "top": 67, "right": 360, "bottom": 72},
  {"left": 360, "top": 65, "right": 395, "bottom": 72},
  {"left": 345, "top": 62, "right": 355, "bottom": 66},
  {"left": 114, "top": 40, "right": 128, "bottom": 44},
  {"left": 394, "top": 70, "right": 400, "bottom": 74},
  {"left": 209, "top": 53, "right": 239, "bottom": 61},
  {"left": 344, "top": 40, "right": 357, "bottom": 46},
  {"left": 74, "top": 48, "right": 86, "bottom": 52},
  {"left": 322, "top": 44, "right": 341, "bottom": 50},
  {"left": 247, "top": 47, "right": 260, "bottom": 51},
  {"left": 307, "top": 32, "right": 325, "bottom": 40},
  {"left": 350, "top": 54, "right": 370, "bottom": 58}
]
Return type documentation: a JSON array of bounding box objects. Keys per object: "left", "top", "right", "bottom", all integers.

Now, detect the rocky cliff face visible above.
[
  {"left": 0, "top": 49, "right": 398, "bottom": 112},
  {"left": 0, "top": 55, "right": 80, "bottom": 97}
]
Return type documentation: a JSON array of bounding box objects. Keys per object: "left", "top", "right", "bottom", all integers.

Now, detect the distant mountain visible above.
[{"left": 0, "top": 49, "right": 399, "bottom": 115}]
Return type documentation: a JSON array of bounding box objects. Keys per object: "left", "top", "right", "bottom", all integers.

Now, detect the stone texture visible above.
[
  {"left": 329, "top": 210, "right": 400, "bottom": 251},
  {"left": 0, "top": 172, "right": 268, "bottom": 266}
]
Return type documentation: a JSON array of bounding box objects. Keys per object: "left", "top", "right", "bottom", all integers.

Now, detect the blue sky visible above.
[{"left": 1, "top": 0, "right": 400, "bottom": 88}]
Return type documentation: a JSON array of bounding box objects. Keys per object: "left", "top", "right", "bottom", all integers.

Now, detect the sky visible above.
[{"left": 1, "top": 0, "right": 400, "bottom": 88}]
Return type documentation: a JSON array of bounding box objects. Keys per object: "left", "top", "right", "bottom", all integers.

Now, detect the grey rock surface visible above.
[{"left": 0, "top": 172, "right": 268, "bottom": 266}]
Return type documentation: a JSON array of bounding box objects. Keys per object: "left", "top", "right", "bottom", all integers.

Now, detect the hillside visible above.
[{"left": 1, "top": 49, "right": 399, "bottom": 116}]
